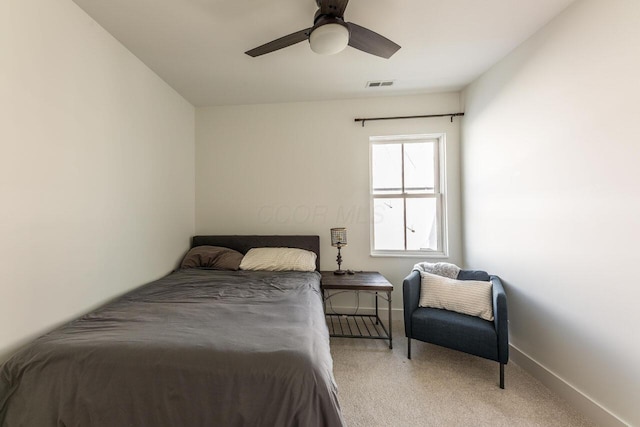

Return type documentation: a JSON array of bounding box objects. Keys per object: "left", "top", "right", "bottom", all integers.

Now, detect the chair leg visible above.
[
  {"left": 500, "top": 363, "right": 505, "bottom": 389},
  {"left": 407, "top": 337, "right": 412, "bottom": 359}
]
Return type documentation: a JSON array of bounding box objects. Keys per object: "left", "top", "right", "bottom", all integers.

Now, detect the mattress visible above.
[{"left": 0, "top": 269, "right": 344, "bottom": 426}]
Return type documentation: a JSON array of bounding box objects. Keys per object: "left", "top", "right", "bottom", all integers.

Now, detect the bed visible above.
[{"left": 0, "top": 235, "right": 344, "bottom": 427}]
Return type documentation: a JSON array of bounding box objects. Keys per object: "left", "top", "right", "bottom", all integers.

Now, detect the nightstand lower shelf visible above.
[{"left": 325, "top": 313, "right": 391, "bottom": 341}]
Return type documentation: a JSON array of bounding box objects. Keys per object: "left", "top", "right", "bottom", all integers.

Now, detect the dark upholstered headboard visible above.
[{"left": 191, "top": 235, "right": 320, "bottom": 271}]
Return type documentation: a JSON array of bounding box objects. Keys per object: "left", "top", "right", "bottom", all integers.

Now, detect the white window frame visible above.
[{"left": 369, "top": 133, "right": 448, "bottom": 258}]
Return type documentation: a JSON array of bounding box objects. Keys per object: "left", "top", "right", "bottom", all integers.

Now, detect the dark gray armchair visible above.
[{"left": 402, "top": 269, "right": 509, "bottom": 388}]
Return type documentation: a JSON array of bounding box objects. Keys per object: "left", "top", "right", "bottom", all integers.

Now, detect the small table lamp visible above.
[{"left": 330, "top": 228, "right": 347, "bottom": 275}]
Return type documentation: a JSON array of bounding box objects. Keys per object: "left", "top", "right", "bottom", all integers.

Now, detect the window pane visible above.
[
  {"left": 372, "top": 144, "right": 402, "bottom": 194},
  {"left": 406, "top": 198, "right": 438, "bottom": 251},
  {"left": 404, "top": 142, "right": 435, "bottom": 194},
  {"left": 373, "top": 198, "right": 404, "bottom": 250}
]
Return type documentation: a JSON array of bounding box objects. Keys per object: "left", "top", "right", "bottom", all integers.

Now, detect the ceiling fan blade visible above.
[
  {"left": 347, "top": 22, "right": 400, "bottom": 59},
  {"left": 245, "top": 28, "right": 312, "bottom": 57},
  {"left": 319, "top": 0, "right": 349, "bottom": 17}
]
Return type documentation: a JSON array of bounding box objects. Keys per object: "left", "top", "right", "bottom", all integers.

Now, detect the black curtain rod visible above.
[{"left": 354, "top": 112, "right": 464, "bottom": 127}]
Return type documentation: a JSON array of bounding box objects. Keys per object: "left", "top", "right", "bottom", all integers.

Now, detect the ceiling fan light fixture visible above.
[
  {"left": 309, "top": 23, "right": 349, "bottom": 55},
  {"left": 245, "top": 1, "right": 400, "bottom": 59}
]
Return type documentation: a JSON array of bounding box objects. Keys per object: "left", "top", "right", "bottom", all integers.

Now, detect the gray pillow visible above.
[{"left": 180, "top": 246, "right": 244, "bottom": 270}]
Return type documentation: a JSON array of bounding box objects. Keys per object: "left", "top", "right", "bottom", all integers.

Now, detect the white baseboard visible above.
[{"left": 510, "top": 344, "right": 629, "bottom": 427}]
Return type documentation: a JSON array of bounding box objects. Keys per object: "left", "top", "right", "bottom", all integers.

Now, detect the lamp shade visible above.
[
  {"left": 330, "top": 228, "right": 347, "bottom": 247},
  {"left": 309, "top": 23, "right": 349, "bottom": 55}
]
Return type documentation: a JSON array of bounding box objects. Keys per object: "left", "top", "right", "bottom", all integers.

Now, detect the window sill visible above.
[{"left": 370, "top": 251, "right": 449, "bottom": 259}]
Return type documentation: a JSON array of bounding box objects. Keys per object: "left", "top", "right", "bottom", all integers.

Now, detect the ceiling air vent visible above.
[{"left": 366, "top": 80, "right": 394, "bottom": 88}]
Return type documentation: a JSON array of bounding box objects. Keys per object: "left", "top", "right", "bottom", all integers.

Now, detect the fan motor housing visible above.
[{"left": 313, "top": 14, "right": 349, "bottom": 31}]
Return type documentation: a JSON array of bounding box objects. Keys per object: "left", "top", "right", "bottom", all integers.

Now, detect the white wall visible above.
[
  {"left": 196, "top": 93, "right": 462, "bottom": 313},
  {"left": 0, "top": 0, "right": 195, "bottom": 360},
  {"left": 461, "top": 1, "right": 639, "bottom": 425}
]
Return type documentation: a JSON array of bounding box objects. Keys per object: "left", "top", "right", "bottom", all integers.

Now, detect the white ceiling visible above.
[{"left": 71, "top": 0, "right": 575, "bottom": 107}]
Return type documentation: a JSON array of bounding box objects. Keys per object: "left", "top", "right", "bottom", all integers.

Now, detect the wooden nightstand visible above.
[{"left": 320, "top": 271, "right": 393, "bottom": 349}]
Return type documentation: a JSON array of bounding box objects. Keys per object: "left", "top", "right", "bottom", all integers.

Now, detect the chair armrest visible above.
[
  {"left": 490, "top": 275, "right": 509, "bottom": 364},
  {"left": 403, "top": 270, "right": 421, "bottom": 338}
]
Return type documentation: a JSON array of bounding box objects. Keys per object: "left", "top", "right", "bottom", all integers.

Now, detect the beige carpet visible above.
[{"left": 330, "top": 321, "right": 595, "bottom": 427}]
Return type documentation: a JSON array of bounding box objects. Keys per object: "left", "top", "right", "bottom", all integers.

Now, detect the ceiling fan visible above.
[{"left": 245, "top": 0, "right": 401, "bottom": 59}]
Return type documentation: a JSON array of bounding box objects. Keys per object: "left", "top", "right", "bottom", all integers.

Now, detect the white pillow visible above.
[
  {"left": 419, "top": 271, "right": 494, "bottom": 321},
  {"left": 239, "top": 247, "right": 317, "bottom": 272}
]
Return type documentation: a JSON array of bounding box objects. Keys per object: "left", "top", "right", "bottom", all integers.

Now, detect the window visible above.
[{"left": 370, "top": 134, "right": 447, "bottom": 257}]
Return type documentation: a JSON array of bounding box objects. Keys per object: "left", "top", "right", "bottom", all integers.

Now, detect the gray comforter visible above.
[{"left": 0, "top": 270, "right": 344, "bottom": 427}]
